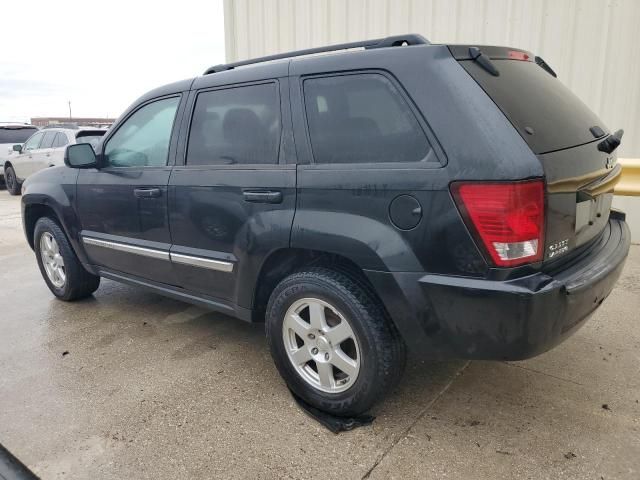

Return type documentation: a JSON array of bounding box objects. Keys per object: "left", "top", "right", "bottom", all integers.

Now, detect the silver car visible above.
[{"left": 3, "top": 126, "right": 106, "bottom": 195}]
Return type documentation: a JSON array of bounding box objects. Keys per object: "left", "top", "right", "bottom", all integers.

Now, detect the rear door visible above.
[
  {"left": 168, "top": 76, "right": 296, "bottom": 307},
  {"left": 49, "top": 132, "right": 70, "bottom": 166},
  {"left": 76, "top": 95, "right": 183, "bottom": 283},
  {"left": 288, "top": 54, "right": 468, "bottom": 277},
  {"left": 450, "top": 46, "right": 620, "bottom": 263},
  {"left": 33, "top": 130, "right": 57, "bottom": 173}
]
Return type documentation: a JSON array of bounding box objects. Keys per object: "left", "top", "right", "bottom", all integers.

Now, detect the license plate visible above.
[{"left": 575, "top": 195, "right": 604, "bottom": 232}]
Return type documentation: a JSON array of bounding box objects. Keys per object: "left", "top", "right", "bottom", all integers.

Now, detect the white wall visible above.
[
  {"left": 224, "top": 0, "right": 640, "bottom": 242},
  {"left": 224, "top": 0, "right": 640, "bottom": 159}
]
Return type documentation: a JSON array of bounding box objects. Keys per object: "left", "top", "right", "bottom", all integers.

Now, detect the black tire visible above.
[
  {"left": 4, "top": 165, "right": 21, "bottom": 195},
  {"left": 34, "top": 217, "right": 100, "bottom": 301},
  {"left": 266, "top": 267, "right": 406, "bottom": 416}
]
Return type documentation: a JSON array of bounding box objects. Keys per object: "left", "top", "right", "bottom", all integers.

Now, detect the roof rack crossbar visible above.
[{"left": 204, "top": 34, "right": 429, "bottom": 75}]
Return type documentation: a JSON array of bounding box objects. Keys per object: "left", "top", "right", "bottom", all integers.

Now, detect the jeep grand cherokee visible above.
[{"left": 21, "top": 35, "right": 630, "bottom": 416}]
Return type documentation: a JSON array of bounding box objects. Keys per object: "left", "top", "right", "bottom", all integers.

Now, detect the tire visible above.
[
  {"left": 266, "top": 267, "right": 406, "bottom": 416},
  {"left": 34, "top": 217, "right": 100, "bottom": 301},
  {"left": 4, "top": 165, "right": 21, "bottom": 195}
]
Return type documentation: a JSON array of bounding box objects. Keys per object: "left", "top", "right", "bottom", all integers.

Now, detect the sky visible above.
[{"left": 1, "top": 0, "right": 225, "bottom": 123}]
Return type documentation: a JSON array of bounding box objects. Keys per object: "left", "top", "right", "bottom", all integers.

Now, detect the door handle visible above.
[
  {"left": 134, "top": 187, "right": 162, "bottom": 198},
  {"left": 242, "top": 190, "right": 283, "bottom": 204}
]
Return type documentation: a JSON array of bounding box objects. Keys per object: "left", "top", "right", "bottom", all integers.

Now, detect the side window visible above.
[
  {"left": 303, "top": 73, "right": 431, "bottom": 164},
  {"left": 40, "top": 131, "right": 57, "bottom": 149},
  {"left": 53, "top": 133, "right": 69, "bottom": 148},
  {"left": 104, "top": 96, "right": 180, "bottom": 167},
  {"left": 186, "top": 83, "right": 280, "bottom": 165},
  {"left": 23, "top": 132, "right": 44, "bottom": 151}
]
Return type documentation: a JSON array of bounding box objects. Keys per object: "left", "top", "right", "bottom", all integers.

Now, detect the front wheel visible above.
[
  {"left": 34, "top": 217, "right": 100, "bottom": 301},
  {"left": 4, "top": 165, "right": 21, "bottom": 195},
  {"left": 266, "top": 267, "right": 406, "bottom": 416}
]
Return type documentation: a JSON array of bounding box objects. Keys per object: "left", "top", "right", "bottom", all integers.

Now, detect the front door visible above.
[
  {"left": 169, "top": 79, "right": 296, "bottom": 307},
  {"left": 76, "top": 95, "right": 182, "bottom": 284},
  {"left": 12, "top": 130, "right": 44, "bottom": 180}
]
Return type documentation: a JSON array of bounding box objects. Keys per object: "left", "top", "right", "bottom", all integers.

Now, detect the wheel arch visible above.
[
  {"left": 23, "top": 202, "right": 61, "bottom": 249},
  {"left": 247, "top": 247, "right": 386, "bottom": 323}
]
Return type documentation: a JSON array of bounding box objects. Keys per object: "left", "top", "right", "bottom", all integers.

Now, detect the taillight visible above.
[{"left": 451, "top": 180, "right": 545, "bottom": 267}]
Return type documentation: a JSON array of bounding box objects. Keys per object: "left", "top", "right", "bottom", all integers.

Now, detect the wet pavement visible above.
[{"left": 0, "top": 193, "right": 638, "bottom": 479}]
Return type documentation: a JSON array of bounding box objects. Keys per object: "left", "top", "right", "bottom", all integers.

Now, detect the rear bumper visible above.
[{"left": 365, "top": 215, "right": 631, "bottom": 360}]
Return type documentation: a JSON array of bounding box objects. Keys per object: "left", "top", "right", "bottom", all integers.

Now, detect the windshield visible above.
[{"left": 0, "top": 127, "right": 39, "bottom": 144}]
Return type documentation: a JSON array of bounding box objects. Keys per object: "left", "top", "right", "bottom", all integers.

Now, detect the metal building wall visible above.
[{"left": 223, "top": 0, "right": 640, "bottom": 159}]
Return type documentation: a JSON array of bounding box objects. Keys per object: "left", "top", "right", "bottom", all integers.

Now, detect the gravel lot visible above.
[{"left": 0, "top": 192, "right": 638, "bottom": 479}]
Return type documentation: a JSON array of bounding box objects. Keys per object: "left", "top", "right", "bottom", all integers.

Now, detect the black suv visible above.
[{"left": 21, "top": 35, "right": 630, "bottom": 416}]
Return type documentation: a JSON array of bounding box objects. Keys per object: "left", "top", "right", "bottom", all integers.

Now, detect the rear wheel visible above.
[
  {"left": 5, "top": 166, "right": 21, "bottom": 195},
  {"left": 266, "top": 267, "right": 406, "bottom": 416},
  {"left": 34, "top": 217, "right": 100, "bottom": 301}
]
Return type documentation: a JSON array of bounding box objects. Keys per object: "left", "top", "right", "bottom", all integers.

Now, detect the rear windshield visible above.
[
  {"left": 0, "top": 127, "right": 38, "bottom": 144},
  {"left": 459, "top": 59, "right": 605, "bottom": 154},
  {"left": 76, "top": 131, "right": 105, "bottom": 150}
]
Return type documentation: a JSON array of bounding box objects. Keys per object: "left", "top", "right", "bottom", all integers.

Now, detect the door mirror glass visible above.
[
  {"left": 65, "top": 143, "right": 98, "bottom": 168},
  {"left": 12, "top": 144, "right": 22, "bottom": 153}
]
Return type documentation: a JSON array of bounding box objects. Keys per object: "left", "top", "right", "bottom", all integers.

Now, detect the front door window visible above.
[{"left": 104, "top": 97, "right": 180, "bottom": 167}]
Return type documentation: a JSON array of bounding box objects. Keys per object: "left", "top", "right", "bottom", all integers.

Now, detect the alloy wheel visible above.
[
  {"left": 5, "top": 169, "right": 16, "bottom": 191},
  {"left": 40, "top": 232, "right": 66, "bottom": 288},
  {"left": 282, "top": 297, "right": 360, "bottom": 393}
]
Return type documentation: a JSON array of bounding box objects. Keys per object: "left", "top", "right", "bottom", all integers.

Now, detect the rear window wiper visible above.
[{"left": 468, "top": 47, "right": 500, "bottom": 77}]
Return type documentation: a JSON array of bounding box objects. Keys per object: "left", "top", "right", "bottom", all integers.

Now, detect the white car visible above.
[
  {"left": 0, "top": 123, "right": 39, "bottom": 187},
  {"left": 4, "top": 126, "right": 106, "bottom": 195}
]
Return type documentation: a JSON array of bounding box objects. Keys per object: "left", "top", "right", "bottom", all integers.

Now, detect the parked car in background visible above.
[
  {"left": 0, "top": 123, "right": 39, "bottom": 188},
  {"left": 4, "top": 126, "right": 106, "bottom": 195}
]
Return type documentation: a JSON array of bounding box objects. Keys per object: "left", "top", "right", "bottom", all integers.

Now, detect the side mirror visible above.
[
  {"left": 12, "top": 144, "right": 22, "bottom": 153},
  {"left": 64, "top": 143, "right": 98, "bottom": 169}
]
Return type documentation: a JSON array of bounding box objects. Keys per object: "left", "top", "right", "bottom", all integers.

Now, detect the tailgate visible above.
[{"left": 449, "top": 44, "right": 623, "bottom": 263}]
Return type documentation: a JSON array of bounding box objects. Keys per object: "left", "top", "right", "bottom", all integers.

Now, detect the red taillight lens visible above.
[{"left": 451, "top": 180, "right": 545, "bottom": 267}]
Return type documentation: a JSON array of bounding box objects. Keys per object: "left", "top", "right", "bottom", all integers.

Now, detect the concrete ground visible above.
[{"left": 0, "top": 192, "right": 638, "bottom": 480}]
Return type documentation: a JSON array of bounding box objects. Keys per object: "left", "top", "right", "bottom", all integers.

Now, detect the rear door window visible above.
[
  {"left": 53, "top": 133, "right": 69, "bottom": 148},
  {"left": 459, "top": 58, "right": 604, "bottom": 154},
  {"left": 0, "top": 127, "right": 38, "bottom": 144},
  {"left": 40, "top": 131, "right": 57, "bottom": 149},
  {"left": 303, "top": 73, "right": 431, "bottom": 164},
  {"left": 186, "top": 82, "right": 281, "bottom": 165}
]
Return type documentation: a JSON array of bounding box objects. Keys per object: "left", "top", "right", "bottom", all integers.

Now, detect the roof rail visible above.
[{"left": 203, "top": 34, "right": 429, "bottom": 75}]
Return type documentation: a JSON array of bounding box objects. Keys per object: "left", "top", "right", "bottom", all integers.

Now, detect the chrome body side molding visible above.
[
  {"left": 82, "top": 236, "right": 170, "bottom": 261},
  {"left": 82, "top": 236, "right": 234, "bottom": 273},
  {"left": 169, "top": 252, "right": 234, "bottom": 273}
]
